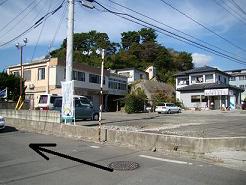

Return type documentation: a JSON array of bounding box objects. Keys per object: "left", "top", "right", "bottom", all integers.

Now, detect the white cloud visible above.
[{"left": 192, "top": 53, "right": 212, "bottom": 67}]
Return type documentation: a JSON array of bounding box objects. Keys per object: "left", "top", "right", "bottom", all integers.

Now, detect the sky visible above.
[{"left": 0, "top": 0, "right": 246, "bottom": 71}]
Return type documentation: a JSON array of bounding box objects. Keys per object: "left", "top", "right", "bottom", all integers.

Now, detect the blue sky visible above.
[{"left": 0, "top": 0, "right": 246, "bottom": 71}]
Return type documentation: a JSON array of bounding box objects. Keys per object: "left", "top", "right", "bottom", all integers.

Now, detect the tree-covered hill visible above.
[{"left": 50, "top": 28, "right": 193, "bottom": 84}]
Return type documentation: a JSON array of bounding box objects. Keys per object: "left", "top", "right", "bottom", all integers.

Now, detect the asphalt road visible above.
[{"left": 0, "top": 128, "right": 246, "bottom": 185}]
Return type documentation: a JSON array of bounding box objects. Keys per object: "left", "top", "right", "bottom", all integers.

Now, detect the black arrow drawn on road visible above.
[{"left": 29, "top": 143, "right": 113, "bottom": 172}]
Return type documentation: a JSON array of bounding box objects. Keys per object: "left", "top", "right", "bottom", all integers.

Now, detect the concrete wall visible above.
[
  {"left": 0, "top": 109, "right": 60, "bottom": 123},
  {"left": 2, "top": 109, "right": 246, "bottom": 154}
]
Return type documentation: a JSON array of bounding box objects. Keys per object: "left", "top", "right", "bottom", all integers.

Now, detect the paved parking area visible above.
[{"left": 77, "top": 110, "right": 246, "bottom": 138}]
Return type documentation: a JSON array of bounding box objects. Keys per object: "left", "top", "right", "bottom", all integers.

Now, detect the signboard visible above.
[
  {"left": 0, "top": 88, "right": 7, "bottom": 98},
  {"left": 61, "top": 81, "right": 74, "bottom": 120},
  {"left": 204, "top": 89, "right": 229, "bottom": 96}
]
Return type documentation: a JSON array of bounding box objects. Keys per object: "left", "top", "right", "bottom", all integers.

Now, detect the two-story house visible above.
[
  {"left": 175, "top": 66, "right": 243, "bottom": 110},
  {"left": 7, "top": 57, "right": 128, "bottom": 111},
  {"left": 224, "top": 69, "right": 246, "bottom": 101},
  {"left": 111, "top": 66, "right": 157, "bottom": 84}
]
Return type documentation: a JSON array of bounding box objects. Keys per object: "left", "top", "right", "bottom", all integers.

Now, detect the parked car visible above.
[
  {"left": 53, "top": 97, "right": 99, "bottom": 121},
  {"left": 155, "top": 103, "right": 181, "bottom": 114},
  {"left": 0, "top": 116, "right": 5, "bottom": 130},
  {"left": 242, "top": 101, "right": 246, "bottom": 110},
  {"left": 37, "top": 94, "right": 61, "bottom": 110}
]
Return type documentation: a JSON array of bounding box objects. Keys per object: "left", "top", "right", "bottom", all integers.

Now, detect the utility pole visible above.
[
  {"left": 16, "top": 38, "right": 27, "bottom": 98},
  {"left": 65, "top": 0, "right": 74, "bottom": 81},
  {"left": 98, "top": 49, "right": 105, "bottom": 141}
]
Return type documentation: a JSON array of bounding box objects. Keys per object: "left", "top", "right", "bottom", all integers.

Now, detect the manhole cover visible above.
[{"left": 108, "top": 161, "right": 140, "bottom": 171}]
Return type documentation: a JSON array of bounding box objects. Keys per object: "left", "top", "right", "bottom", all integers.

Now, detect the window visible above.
[
  {"left": 201, "top": 95, "right": 208, "bottom": 102},
  {"left": 178, "top": 78, "right": 189, "bottom": 85},
  {"left": 239, "top": 85, "right": 246, "bottom": 90},
  {"left": 118, "top": 83, "right": 127, "bottom": 90},
  {"left": 191, "top": 75, "right": 203, "bottom": 83},
  {"left": 191, "top": 95, "right": 201, "bottom": 103},
  {"left": 140, "top": 74, "right": 143, "bottom": 79},
  {"left": 205, "top": 74, "right": 213, "bottom": 82},
  {"left": 218, "top": 75, "right": 221, "bottom": 81},
  {"left": 78, "top": 72, "right": 85, "bottom": 81},
  {"left": 72, "top": 71, "right": 78, "bottom": 80},
  {"left": 13, "top": 71, "right": 20, "bottom": 77},
  {"left": 224, "top": 77, "right": 227, "bottom": 84},
  {"left": 39, "top": 95, "right": 48, "bottom": 103},
  {"left": 38, "top": 68, "right": 45, "bottom": 80},
  {"left": 23, "top": 70, "right": 31, "bottom": 81},
  {"left": 239, "top": 75, "right": 246, "bottom": 80},
  {"left": 229, "top": 77, "right": 236, "bottom": 81},
  {"left": 109, "top": 81, "right": 118, "bottom": 89},
  {"left": 89, "top": 74, "right": 105, "bottom": 84},
  {"left": 119, "top": 72, "right": 130, "bottom": 77}
]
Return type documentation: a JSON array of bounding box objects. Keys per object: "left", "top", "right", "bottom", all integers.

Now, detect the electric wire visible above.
[
  {"left": 0, "top": 0, "right": 65, "bottom": 48},
  {"left": 230, "top": 0, "right": 246, "bottom": 17},
  {"left": 0, "top": 0, "right": 37, "bottom": 34},
  {"left": 0, "top": 0, "right": 8, "bottom": 6},
  {"left": 48, "top": 1, "right": 67, "bottom": 54},
  {"left": 159, "top": 0, "right": 246, "bottom": 53},
  {"left": 0, "top": 0, "right": 43, "bottom": 41},
  {"left": 214, "top": 0, "right": 246, "bottom": 26},
  {"left": 92, "top": 1, "right": 246, "bottom": 65},
  {"left": 107, "top": 0, "right": 245, "bottom": 60},
  {"left": 31, "top": 0, "right": 53, "bottom": 61}
]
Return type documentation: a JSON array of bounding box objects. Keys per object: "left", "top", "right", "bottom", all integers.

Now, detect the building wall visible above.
[
  {"left": 179, "top": 91, "right": 207, "bottom": 108},
  {"left": 117, "top": 69, "right": 147, "bottom": 84},
  {"left": 228, "top": 75, "right": 246, "bottom": 101}
]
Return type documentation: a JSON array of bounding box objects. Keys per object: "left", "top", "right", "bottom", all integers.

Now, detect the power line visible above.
[
  {"left": 107, "top": 0, "right": 245, "bottom": 61},
  {"left": 0, "top": 0, "right": 9, "bottom": 6},
  {"left": 0, "top": 0, "right": 43, "bottom": 41},
  {"left": 159, "top": 0, "right": 246, "bottom": 53},
  {"left": 0, "top": 0, "right": 65, "bottom": 48},
  {"left": 91, "top": 1, "right": 246, "bottom": 65},
  {"left": 214, "top": 0, "right": 246, "bottom": 26},
  {"left": 230, "top": 0, "right": 246, "bottom": 17},
  {"left": 0, "top": 0, "right": 37, "bottom": 34},
  {"left": 48, "top": 1, "right": 67, "bottom": 54},
  {"left": 31, "top": 0, "right": 53, "bottom": 61}
]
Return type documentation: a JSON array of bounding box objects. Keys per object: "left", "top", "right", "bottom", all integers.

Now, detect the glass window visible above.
[
  {"left": 23, "top": 70, "right": 31, "bottom": 81},
  {"left": 89, "top": 74, "right": 105, "bottom": 84},
  {"left": 118, "top": 83, "right": 127, "bottom": 90},
  {"left": 78, "top": 72, "right": 85, "bottom": 81},
  {"left": 80, "top": 97, "right": 90, "bottom": 104},
  {"left": 229, "top": 77, "right": 236, "bottom": 81},
  {"left": 205, "top": 74, "right": 213, "bottom": 82},
  {"left": 239, "top": 76, "right": 246, "bottom": 80},
  {"left": 72, "top": 71, "right": 78, "bottom": 80},
  {"left": 140, "top": 74, "right": 143, "bottom": 79},
  {"left": 38, "top": 68, "right": 45, "bottom": 80},
  {"left": 201, "top": 95, "right": 208, "bottom": 102},
  {"left": 13, "top": 71, "right": 20, "bottom": 77},
  {"left": 39, "top": 95, "right": 48, "bottom": 103},
  {"left": 191, "top": 95, "right": 200, "bottom": 102}
]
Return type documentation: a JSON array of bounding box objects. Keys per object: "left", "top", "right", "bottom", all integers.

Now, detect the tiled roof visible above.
[
  {"left": 175, "top": 66, "right": 230, "bottom": 77},
  {"left": 177, "top": 83, "right": 243, "bottom": 92}
]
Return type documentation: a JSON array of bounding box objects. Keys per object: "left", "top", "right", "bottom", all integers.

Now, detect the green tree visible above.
[
  {"left": 0, "top": 72, "right": 25, "bottom": 101},
  {"left": 125, "top": 88, "right": 147, "bottom": 113}
]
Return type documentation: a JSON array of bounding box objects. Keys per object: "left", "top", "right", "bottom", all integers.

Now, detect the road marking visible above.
[
  {"left": 139, "top": 155, "right": 192, "bottom": 165},
  {"left": 90, "top": 146, "right": 100, "bottom": 148}
]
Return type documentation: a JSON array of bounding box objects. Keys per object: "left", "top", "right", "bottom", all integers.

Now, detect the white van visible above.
[{"left": 37, "top": 94, "right": 61, "bottom": 110}]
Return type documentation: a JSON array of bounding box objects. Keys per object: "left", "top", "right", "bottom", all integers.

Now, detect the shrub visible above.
[{"left": 124, "top": 88, "right": 147, "bottom": 114}]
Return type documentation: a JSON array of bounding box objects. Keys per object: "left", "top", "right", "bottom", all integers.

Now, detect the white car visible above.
[
  {"left": 0, "top": 116, "right": 5, "bottom": 130},
  {"left": 155, "top": 103, "right": 181, "bottom": 114}
]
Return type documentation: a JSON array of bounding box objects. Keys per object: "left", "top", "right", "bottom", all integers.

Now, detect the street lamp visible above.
[{"left": 16, "top": 38, "right": 28, "bottom": 98}]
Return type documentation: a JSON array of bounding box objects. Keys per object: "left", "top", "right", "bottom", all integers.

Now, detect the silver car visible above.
[
  {"left": 155, "top": 103, "right": 181, "bottom": 114},
  {"left": 0, "top": 116, "right": 5, "bottom": 130}
]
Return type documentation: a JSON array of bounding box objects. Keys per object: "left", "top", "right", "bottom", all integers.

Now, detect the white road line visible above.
[
  {"left": 90, "top": 146, "right": 100, "bottom": 148},
  {"left": 139, "top": 155, "right": 192, "bottom": 165}
]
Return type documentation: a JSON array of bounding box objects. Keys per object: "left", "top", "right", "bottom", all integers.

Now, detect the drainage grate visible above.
[{"left": 108, "top": 161, "right": 140, "bottom": 171}]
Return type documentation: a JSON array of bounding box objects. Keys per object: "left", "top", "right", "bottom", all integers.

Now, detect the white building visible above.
[
  {"left": 112, "top": 66, "right": 156, "bottom": 84},
  {"left": 7, "top": 57, "right": 128, "bottom": 111},
  {"left": 175, "top": 66, "right": 243, "bottom": 110},
  {"left": 225, "top": 69, "right": 246, "bottom": 101}
]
